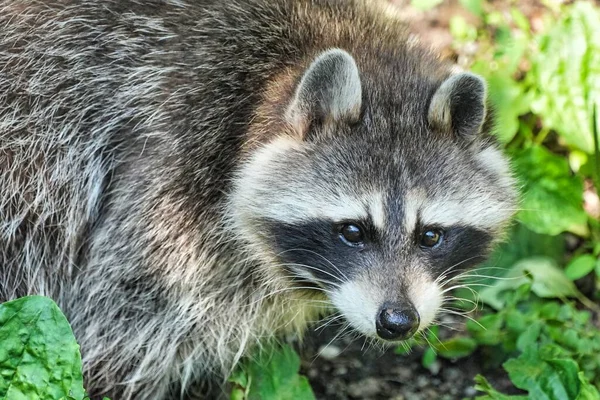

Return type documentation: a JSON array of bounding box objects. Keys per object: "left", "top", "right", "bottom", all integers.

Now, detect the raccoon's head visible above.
[{"left": 231, "top": 49, "right": 517, "bottom": 341}]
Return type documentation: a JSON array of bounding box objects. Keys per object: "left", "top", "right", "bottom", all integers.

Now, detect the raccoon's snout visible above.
[{"left": 376, "top": 304, "right": 420, "bottom": 341}]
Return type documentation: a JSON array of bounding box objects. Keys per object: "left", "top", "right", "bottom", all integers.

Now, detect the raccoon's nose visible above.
[{"left": 376, "top": 305, "right": 420, "bottom": 341}]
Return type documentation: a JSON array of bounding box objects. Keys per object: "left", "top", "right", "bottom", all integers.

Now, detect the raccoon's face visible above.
[{"left": 232, "top": 49, "right": 517, "bottom": 341}]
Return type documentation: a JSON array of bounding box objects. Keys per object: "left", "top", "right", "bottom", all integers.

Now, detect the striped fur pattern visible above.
[{"left": 0, "top": 0, "right": 517, "bottom": 398}]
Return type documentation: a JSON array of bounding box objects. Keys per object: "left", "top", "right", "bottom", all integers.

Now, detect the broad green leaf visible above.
[
  {"left": 564, "top": 254, "right": 597, "bottom": 281},
  {"left": 504, "top": 351, "right": 581, "bottom": 400},
  {"left": 478, "top": 223, "right": 565, "bottom": 283},
  {"left": 436, "top": 337, "right": 478, "bottom": 359},
  {"left": 512, "top": 146, "right": 588, "bottom": 236},
  {"left": 0, "top": 296, "right": 86, "bottom": 400},
  {"left": 479, "top": 257, "right": 578, "bottom": 309},
  {"left": 508, "top": 258, "right": 578, "bottom": 299},
  {"left": 529, "top": 2, "right": 600, "bottom": 154},
  {"left": 235, "top": 344, "right": 315, "bottom": 400}
]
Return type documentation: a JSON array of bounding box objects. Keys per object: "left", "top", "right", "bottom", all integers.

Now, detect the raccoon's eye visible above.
[
  {"left": 339, "top": 223, "right": 364, "bottom": 247},
  {"left": 420, "top": 228, "right": 444, "bottom": 248}
]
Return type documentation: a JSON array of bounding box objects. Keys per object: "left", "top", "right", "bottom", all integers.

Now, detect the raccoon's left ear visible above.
[
  {"left": 428, "top": 72, "right": 487, "bottom": 141},
  {"left": 286, "top": 48, "right": 362, "bottom": 138}
]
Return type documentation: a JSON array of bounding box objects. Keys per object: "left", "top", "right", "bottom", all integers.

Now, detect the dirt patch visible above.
[{"left": 299, "top": 314, "right": 520, "bottom": 400}]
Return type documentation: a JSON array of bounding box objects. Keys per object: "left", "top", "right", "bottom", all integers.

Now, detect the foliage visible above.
[
  {"left": 469, "top": 281, "right": 600, "bottom": 399},
  {"left": 511, "top": 146, "right": 588, "bottom": 236},
  {"left": 397, "top": 0, "right": 600, "bottom": 398},
  {"left": 229, "top": 343, "right": 315, "bottom": 400},
  {"left": 0, "top": 296, "right": 86, "bottom": 400},
  {"left": 528, "top": 2, "right": 600, "bottom": 155}
]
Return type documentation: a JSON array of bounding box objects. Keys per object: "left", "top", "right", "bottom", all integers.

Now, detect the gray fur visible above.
[
  {"left": 0, "top": 1, "right": 517, "bottom": 399},
  {"left": 286, "top": 48, "right": 362, "bottom": 136},
  {"left": 428, "top": 72, "right": 488, "bottom": 139}
]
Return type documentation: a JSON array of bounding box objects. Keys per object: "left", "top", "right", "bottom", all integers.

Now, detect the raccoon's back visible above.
[
  {"left": 0, "top": 0, "right": 412, "bottom": 299},
  {"left": 0, "top": 1, "right": 197, "bottom": 298}
]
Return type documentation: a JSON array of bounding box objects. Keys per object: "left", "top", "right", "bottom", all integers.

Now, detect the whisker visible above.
[
  {"left": 277, "top": 248, "right": 349, "bottom": 281},
  {"left": 433, "top": 256, "right": 486, "bottom": 285},
  {"left": 276, "top": 262, "right": 344, "bottom": 288},
  {"left": 420, "top": 331, "right": 438, "bottom": 355},
  {"left": 314, "top": 313, "right": 345, "bottom": 332},
  {"left": 439, "top": 309, "right": 486, "bottom": 330}
]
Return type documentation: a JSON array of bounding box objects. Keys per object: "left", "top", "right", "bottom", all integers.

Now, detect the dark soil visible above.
[{"left": 299, "top": 314, "right": 519, "bottom": 400}]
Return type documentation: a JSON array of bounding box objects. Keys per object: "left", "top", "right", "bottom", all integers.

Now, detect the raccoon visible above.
[{"left": 0, "top": 0, "right": 517, "bottom": 398}]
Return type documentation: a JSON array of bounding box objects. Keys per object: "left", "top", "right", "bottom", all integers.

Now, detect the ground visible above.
[{"left": 300, "top": 314, "right": 520, "bottom": 400}]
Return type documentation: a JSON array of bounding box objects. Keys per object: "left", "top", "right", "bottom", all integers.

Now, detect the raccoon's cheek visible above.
[
  {"left": 330, "top": 280, "right": 379, "bottom": 337},
  {"left": 407, "top": 276, "right": 443, "bottom": 333}
]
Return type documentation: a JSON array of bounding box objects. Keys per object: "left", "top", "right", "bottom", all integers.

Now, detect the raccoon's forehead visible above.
[{"left": 233, "top": 136, "right": 514, "bottom": 233}]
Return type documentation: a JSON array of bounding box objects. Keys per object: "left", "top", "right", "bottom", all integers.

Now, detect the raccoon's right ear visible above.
[
  {"left": 286, "top": 49, "right": 362, "bottom": 139},
  {"left": 428, "top": 72, "right": 487, "bottom": 141}
]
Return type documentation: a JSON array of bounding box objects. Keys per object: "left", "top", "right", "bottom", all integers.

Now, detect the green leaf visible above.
[
  {"left": 0, "top": 296, "right": 86, "bottom": 400},
  {"left": 485, "top": 73, "right": 529, "bottom": 143},
  {"left": 436, "top": 337, "right": 477, "bottom": 359},
  {"left": 421, "top": 347, "right": 437, "bottom": 368},
  {"left": 504, "top": 351, "right": 582, "bottom": 400},
  {"left": 478, "top": 223, "right": 565, "bottom": 285},
  {"left": 513, "top": 258, "right": 578, "bottom": 299},
  {"left": 467, "top": 313, "right": 503, "bottom": 346},
  {"left": 564, "top": 254, "right": 597, "bottom": 281},
  {"left": 576, "top": 372, "right": 600, "bottom": 399},
  {"left": 539, "top": 302, "right": 561, "bottom": 320},
  {"left": 529, "top": 2, "right": 600, "bottom": 154},
  {"left": 512, "top": 146, "right": 588, "bottom": 236},
  {"left": 516, "top": 321, "right": 542, "bottom": 352},
  {"left": 236, "top": 344, "right": 315, "bottom": 400},
  {"left": 473, "top": 374, "right": 528, "bottom": 399},
  {"left": 505, "top": 309, "right": 529, "bottom": 336},
  {"left": 479, "top": 257, "right": 578, "bottom": 309}
]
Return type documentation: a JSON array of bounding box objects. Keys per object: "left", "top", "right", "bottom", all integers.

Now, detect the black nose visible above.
[{"left": 376, "top": 305, "right": 420, "bottom": 341}]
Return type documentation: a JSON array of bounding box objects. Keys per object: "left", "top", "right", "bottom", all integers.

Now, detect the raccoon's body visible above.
[{"left": 0, "top": 0, "right": 517, "bottom": 399}]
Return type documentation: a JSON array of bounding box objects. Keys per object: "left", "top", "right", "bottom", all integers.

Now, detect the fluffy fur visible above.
[{"left": 0, "top": 0, "right": 517, "bottom": 399}]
